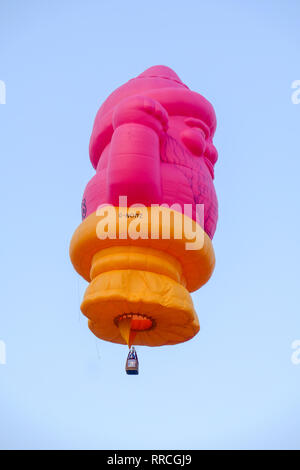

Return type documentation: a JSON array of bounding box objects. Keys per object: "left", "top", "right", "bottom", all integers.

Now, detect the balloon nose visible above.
[{"left": 180, "top": 127, "right": 206, "bottom": 156}]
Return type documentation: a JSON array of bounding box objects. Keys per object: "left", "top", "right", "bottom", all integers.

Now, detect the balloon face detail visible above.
[
  {"left": 70, "top": 66, "right": 219, "bottom": 348},
  {"left": 160, "top": 115, "right": 218, "bottom": 239}
]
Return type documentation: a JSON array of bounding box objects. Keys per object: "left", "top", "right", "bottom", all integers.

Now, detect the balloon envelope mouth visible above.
[
  {"left": 116, "top": 313, "right": 154, "bottom": 332},
  {"left": 116, "top": 313, "right": 154, "bottom": 347}
]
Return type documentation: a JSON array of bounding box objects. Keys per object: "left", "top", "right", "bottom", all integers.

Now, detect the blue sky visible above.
[{"left": 0, "top": 0, "right": 299, "bottom": 450}]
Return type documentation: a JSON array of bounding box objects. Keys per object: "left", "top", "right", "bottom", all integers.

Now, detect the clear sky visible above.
[{"left": 0, "top": 0, "right": 299, "bottom": 450}]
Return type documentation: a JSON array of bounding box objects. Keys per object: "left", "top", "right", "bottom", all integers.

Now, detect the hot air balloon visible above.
[{"left": 70, "top": 66, "right": 218, "bottom": 368}]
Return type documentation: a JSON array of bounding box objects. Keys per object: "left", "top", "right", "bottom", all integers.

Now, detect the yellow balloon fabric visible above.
[{"left": 70, "top": 206, "right": 215, "bottom": 347}]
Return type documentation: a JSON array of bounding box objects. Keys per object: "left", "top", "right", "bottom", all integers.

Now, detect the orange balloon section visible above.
[{"left": 70, "top": 206, "right": 215, "bottom": 347}]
